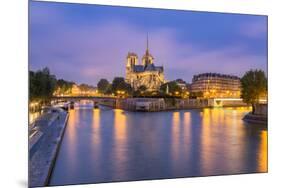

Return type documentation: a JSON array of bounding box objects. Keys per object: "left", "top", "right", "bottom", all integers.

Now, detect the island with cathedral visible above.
[
  {"left": 47, "top": 36, "right": 256, "bottom": 112},
  {"left": 91, "top": 37, "right": 247, "bottom": 111},
  {"left": 47, "top": 36, "right": 265, "bottom": 112}
]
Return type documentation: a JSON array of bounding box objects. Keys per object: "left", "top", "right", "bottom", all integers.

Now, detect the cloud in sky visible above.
[
  {"left": 239, "top": 19, "right": 268, "bottom": 39},
  {"left": 29, "top": 1, "right": 267, "bottom": 85}
]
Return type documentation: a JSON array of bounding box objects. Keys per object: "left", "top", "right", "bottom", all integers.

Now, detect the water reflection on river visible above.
[
  {"left": 50, "top": 106, "right": 267, "bottom": 186},
  {"left": 29, "top": 111, "right": 41, "bottom": 125}
]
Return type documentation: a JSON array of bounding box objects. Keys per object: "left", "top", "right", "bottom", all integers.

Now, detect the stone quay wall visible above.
[
  {"left": 99, "top": 98, "right": 249, "bottom": 112},
  {"left": 243, "top": 104, "right": 267, "bottom": 124},
  {"left": 110, "top": 98, "right": 212, "bottom": 111},
  {"left": 254, "top": 103, "right": 268, "bottom": 116},
  {"left": 116, "top": 98, "right": 166, "bottom": 111},
  {"left": 29, "top": 108, "right": 69, "bottom": 187}
]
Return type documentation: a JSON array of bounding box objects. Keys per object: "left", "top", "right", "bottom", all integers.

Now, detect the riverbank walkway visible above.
[{"left": 29, "top": 108, "right": 69, "bottom": 187}]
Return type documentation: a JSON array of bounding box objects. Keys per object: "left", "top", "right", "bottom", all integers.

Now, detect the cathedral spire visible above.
[
  {"left": 142, "top": 33, "right": 153, "bottom": 66},
  {"left": 146, "top": 33, "right": 149, "bottom": 54}
]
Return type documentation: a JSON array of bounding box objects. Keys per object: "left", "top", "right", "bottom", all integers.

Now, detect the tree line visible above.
[
  {"left": 97, "top": 78, "right": 189, "bottom": 97},
  {"left": 29, "top": 67, "right": 56, "bottom": 103},
  {"left": 30, "top": 67, "right": 267, "bottom": 112},
  {"left": 97, "top": 77, "right": 133, "bottom": 96},
  {"left": 29, "top": 67, "right": 96, "bottom": 103}
]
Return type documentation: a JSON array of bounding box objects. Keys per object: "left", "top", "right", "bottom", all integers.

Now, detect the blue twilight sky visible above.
[{"left": 29, "top": 1, "right": 267, "bottom": 85}]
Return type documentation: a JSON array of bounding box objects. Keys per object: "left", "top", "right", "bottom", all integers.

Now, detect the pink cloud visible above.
[{"left": 239, "top": 19, "right": 267, "bottom": 39}]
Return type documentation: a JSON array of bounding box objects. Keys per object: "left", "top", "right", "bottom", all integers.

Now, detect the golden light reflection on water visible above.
[
  {"left": 113, "top": 109, "right": 128, "bottom": 177},
  {"left": 211, "top": 107, "right": 223, "bottom": 125},
  {"left": 52, "top": 106, "right": 267, "bottom": 184},
  {"left": 92, "top": 109, "right": 100, "bottom": 145},
  {"left": 225, "top": 109, "right": 246, "bottom": 172},
  {"left": 29, "top": 111, "right": 41, "bottom": 124},
  {"left": 200, "top": 108, "right": 214, "bottom": 173},
  {"left": 66, "top": 109, "right": 78, "bottom": 168},
  {"left": 220, "top": 107, "right": 247, "bottom": 172},
  {"left": 171, "top": 112, "right": 181, "bottom": 164},
  {"left": 90, "top": 109, "right": 102, "bottom": 169},
  {"left": 114, "top": 109, "right": 127, "bottom": 142},
  {"left": 67, "top": 110, "right": 77, "bottom": 146},
  {"left": 258, "top": 130, "right": 268, "bottom": 172},
  {"left": 199, "top": 107, "right": 267, "bottom": 174},
  {"left": 183, "top": 112, "right": 191, "bottom": 152}
]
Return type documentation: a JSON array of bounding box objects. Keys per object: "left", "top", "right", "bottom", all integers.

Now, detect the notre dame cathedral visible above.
[{"left": 125, "top": 37, "right": 165, "bottom": 91}]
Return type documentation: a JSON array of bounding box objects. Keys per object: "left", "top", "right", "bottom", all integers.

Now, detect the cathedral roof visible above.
[
  {"left": 133, "top": 65, "right": 145, "bottom": 72},
  {"left": 133, "top": 64, "right": 163, "bottom": 73},
  {"left": 145, "top": 63, "right": 156, "bottom": 71}
]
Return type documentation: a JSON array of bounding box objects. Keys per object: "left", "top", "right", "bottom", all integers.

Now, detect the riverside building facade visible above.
[
  {"left": 191, "top": 73, "right": 241, "bottom": 98},
  {"left": 125, "top": 38, "right": 165, "bottom": 91}
]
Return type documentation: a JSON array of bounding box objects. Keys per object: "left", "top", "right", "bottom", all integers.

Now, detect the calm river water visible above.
[{"left": 49, "top": 105, "right": 267, "bottom": 186}]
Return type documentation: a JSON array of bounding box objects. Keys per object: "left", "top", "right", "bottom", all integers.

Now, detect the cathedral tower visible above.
[
  {"left": 126, "top": 52, "right": 138, "bottom": 70},
  {"left": 126, "top": 52, "right": 138, "bottom": 83}
]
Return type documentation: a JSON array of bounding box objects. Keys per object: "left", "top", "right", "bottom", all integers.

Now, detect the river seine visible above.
[{"left": 49, "top": 104, "right": 267, "bottom": 186}]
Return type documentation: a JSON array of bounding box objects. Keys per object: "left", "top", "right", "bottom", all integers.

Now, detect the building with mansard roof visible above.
[{"left": 191, "top": 73, "right": 241, "bottom": 98}]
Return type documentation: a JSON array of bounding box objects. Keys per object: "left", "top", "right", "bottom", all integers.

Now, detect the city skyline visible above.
[{"left": 29, "top": 1, "right": 267, "bottom": 86}]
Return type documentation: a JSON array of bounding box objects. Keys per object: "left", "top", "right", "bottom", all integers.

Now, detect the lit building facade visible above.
[
  {"left": 191, "top": 73, "right": 241, "bottom": 98},
  {"left": 125, "top": 38, "right": 165, "bottom": 91},
  {"left": 53, "top": 84, "right": 98, "bottom": 96}
]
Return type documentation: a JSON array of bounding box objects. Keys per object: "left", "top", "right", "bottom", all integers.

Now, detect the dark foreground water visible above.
[{"left": 49, "top": 106, "right": 267, "bottom": 186}]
